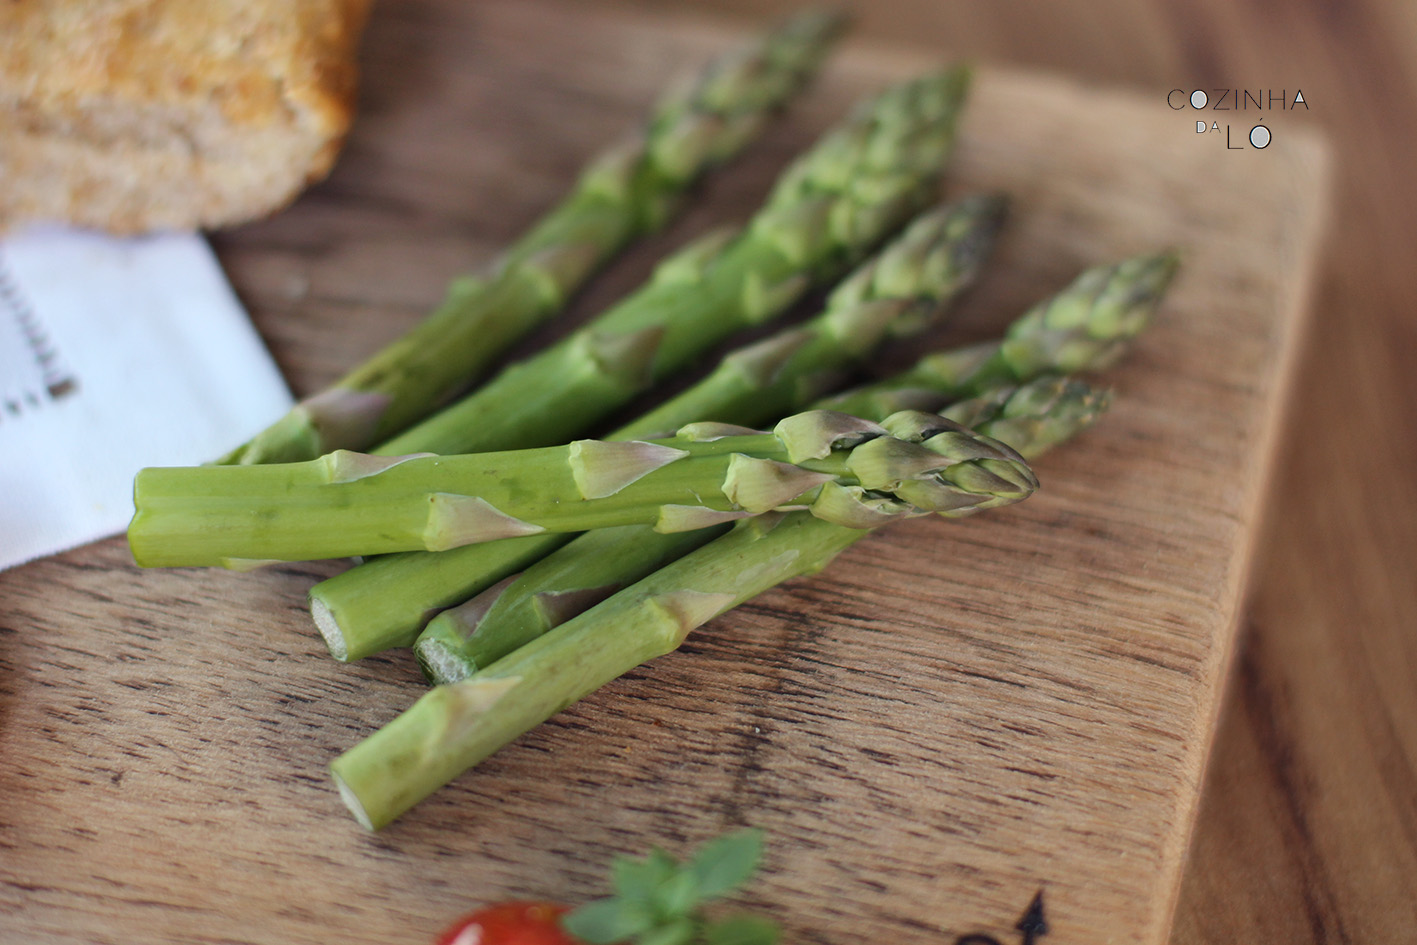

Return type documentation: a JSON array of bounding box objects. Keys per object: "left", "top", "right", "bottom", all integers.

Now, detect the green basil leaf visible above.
[
  {"left": 563, "top": 898, "right": 656, "bottom": 944},
  {"left": 635, "top": 917, "right": 696, "bottom": 945},
  {"left": 652, "top": 868, "right": 702, "bottom": 918},
  {"left": 688, "top": 828, "right": 764, "bottom": 899},
  {"left": 614, "top": 848, "right": 679, "bottom": 904}
]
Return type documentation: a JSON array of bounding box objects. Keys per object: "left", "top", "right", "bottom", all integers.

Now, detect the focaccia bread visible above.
[{"left": 0, "top": 0, "right": 372, "bottom": 234}]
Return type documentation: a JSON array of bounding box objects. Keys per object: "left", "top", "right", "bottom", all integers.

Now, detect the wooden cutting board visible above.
[{"left": 0, "top": 1, "right": 1329, "bottom": 943}]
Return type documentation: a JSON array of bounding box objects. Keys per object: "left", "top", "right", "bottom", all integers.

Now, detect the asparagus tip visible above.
[{"left": 945, "top": 192, "right": 1011, "bottom": 275}]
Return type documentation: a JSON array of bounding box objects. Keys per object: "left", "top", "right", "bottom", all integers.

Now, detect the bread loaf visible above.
[{"left": 0, "top": 0, "right": 372, "bottom": 234}]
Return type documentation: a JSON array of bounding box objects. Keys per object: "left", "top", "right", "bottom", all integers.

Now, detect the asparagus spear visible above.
[
  {"left": 313, "top": 249, "right": 1174, "bottom": 662},
  {"left": 613, "top": 193, "right": 1007, "bottom": 440},
  {"left": 128, "top": 408, "right": 1037, "bottom": 567},
  {"left": 416, "top": 376, "right": 1102, "bottom": 683},
  {"left": 329, "top": 380, "right": 1106, "bottom": 830},
  {"left": 311, "top": 194, "right": 1007, "bottom": 661},
  {"left": 415, "top": 523, "right": 723, "bottom": 685},
  {"left": 821, "top": 251, "right": 1179, "bottom": 417},
  {"left": 372, "top": 66, "right": 972, "bottom": 457},
  {"left": 217, "top": 10, "right": 846, "bottom": 465}
]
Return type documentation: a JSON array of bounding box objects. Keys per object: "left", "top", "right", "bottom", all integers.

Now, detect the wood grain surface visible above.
[
  {"left": 605, "top": 3, "right": 1417, "bottom": 942},
  {"left": 0, "top": 2, "right": 1333, "bottom": 943}
]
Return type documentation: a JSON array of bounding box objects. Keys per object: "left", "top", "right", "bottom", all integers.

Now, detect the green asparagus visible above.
[
  {"left": 329, "top": 379, "right": 1106, "bottom": 830},
  {"left": 416, "top": 375, "right": 1104, "bottom": 683},
  {"left": 217, "top": 10, "right": 845, "bottom": 465},
  {"left": 128, "top": 408, "right": 1037, "bottom": 566},
  {"left": 821, "top": 251, "right": 1179, "bottom": 416},
  {"left": 373, "top": 66, "right": 972, "bottom": 457},
  {"left": 312, "top": 194, "right": 1007, "bottom": 661},
  {"left": 315, "top": 249, "right": 1173, "bottom": 663},
  {"left": 615, "top": 193, "right": 1007, "bottom": 439}
]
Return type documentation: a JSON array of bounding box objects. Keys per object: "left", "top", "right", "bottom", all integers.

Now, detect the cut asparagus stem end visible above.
[
  {"left": 415, "top": 638, "right": 479, "bottom": 687},
  {"left": 332, "top": 770, "right": 375, "bottom": 832},
  {"left": 311, "top": 597, "right": 349, "bottom": 662}
]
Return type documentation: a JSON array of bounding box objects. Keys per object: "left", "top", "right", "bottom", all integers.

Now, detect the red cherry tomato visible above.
[{"left": 434, "top": 901, "right": 580, "bottom": 945}]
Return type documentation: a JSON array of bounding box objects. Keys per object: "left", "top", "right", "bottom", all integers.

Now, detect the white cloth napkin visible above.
[{"left": 0, "top": 227, "right": 293, "bottom": 571}]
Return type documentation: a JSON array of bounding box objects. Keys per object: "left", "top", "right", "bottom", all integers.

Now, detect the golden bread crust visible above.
[{"left": 0, "top": 0, "right": 372, "bottom": 233}]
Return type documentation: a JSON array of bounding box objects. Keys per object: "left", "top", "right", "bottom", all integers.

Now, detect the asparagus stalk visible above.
[
  {"left": 372, "top": 66, "right": 972, "bottom": 457},
  {"left": 613, "top": 193, "right": 1007, "bottom": 439},
  {"left": 415, "top": 525, "right": 719, "bottom": 686},
  {"left": 821, "top": 251, "right": 1179, "bottom": 416},
  {"left": 330, "top": 380, "right": 1106, "bottom": 830},
  {"left": 128, "top": 408, "right": 1037, "bottom": 567},
  {"left": 311, "top": 194, "right": 1007, "bottom": 661},
  {"left": 416, "top": 375, "right": 1102, "bottom": 683},
  {"left": 217, "top": 10, "right": 846, "bottom": 465},
  {"left": 313, "top": 249, "right": 1174, "bottom": 662}
]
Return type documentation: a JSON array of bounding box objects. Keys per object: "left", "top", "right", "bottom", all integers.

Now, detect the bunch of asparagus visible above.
[
  {"left": 126, "top": 12, "right": 1181, "bottom": 830},
  {"left": 321, "top": 244, "right": 1174, "bottom": 829}
]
